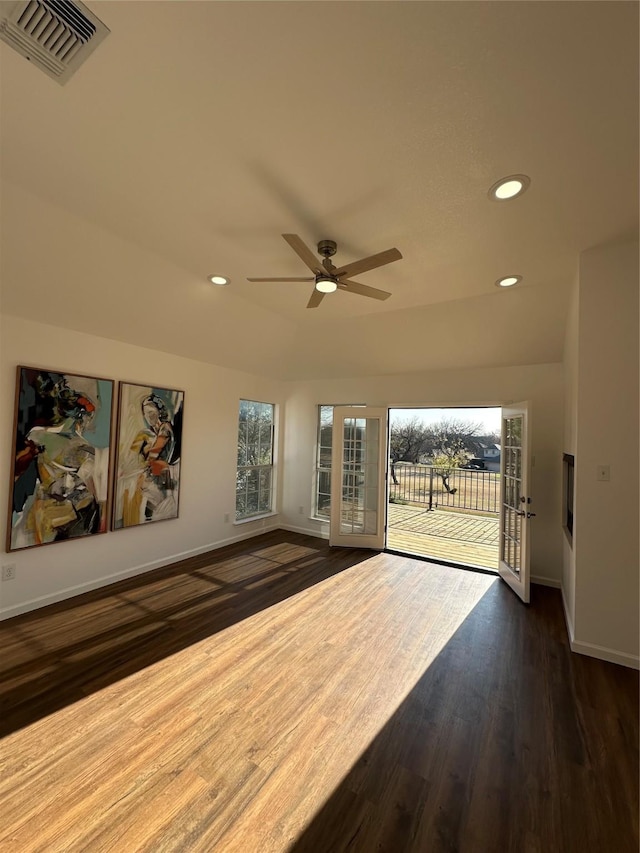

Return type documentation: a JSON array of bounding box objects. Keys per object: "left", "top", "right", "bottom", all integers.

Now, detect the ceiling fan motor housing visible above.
[{"left": 317, "top": 239, "right": 337, "bottom": 258}]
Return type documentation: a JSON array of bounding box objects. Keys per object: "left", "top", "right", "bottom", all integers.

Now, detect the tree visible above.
[
  {"left": 425, "top": 417, "right": 483, "bottom": 494},
  {"left": 389, "top": 414, "right": 488, "bottom": 494},
  {"left": 427, "top": 417, "right": 483, "bottom": 463},
  {"left": 389, "top": 417, "right": 431, "bottom": 484}
]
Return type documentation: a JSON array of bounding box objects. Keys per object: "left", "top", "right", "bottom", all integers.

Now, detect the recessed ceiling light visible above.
[
  {"left": 495, "top": 275, "right": 522, "bottom": 288},
  {"left": 208, "top": 275, "right": 230, "bottom": 286},
  {"left": 488, "top": 175, "right": 531, "bottom": 201}
]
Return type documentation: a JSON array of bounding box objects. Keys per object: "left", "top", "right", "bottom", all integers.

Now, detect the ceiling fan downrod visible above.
[{"left": 317, "top": 239, "right": 337, "bottom": 274}]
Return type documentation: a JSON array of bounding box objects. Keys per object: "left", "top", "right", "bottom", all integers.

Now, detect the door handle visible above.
[{"left": 516, "top": 510, "right": 536, "bottom": 518}]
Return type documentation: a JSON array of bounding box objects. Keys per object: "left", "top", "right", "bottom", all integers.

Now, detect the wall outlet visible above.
[
  {"left": 224, "top": 512, "right": 230, "bottom": 523},
  {"left": 2, "top": 563, "right": 16, "bottom": 581},
  {"left": 597, "top": 464, "right": 610, "bottom": 482},
  {"left": 298, "top": 505, "right": 304, "bottom": 515}
]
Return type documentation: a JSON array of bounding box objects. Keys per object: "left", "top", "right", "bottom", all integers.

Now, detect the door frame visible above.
[{"left": 329, "top": 406, "right": 388, "bottom": 549}]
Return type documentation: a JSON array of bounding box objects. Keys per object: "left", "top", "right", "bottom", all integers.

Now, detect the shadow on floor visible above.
[{"left": 288, "top": 583, "right": 639, "bottom": 853}]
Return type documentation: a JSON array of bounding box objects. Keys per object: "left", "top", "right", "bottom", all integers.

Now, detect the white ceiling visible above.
[{"left": 1, "top": 1, "right": 637, "bottom": 380}]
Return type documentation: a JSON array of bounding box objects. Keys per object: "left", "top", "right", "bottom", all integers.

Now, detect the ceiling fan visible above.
[{"left": 247, "top": 234, "right": 402, "bottom": 308}]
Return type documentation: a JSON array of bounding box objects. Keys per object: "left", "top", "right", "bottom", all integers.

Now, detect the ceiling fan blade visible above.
[
  {"left": 307, "top": 288, "right": 325, "bottom": 308},
  {"left": 282, "top": 234, "right": 323, "bottom": 274},
  {"left": 333, "top": 247, "right": 402, "bottom": 279},
  {"left": 247, "top": 277, "right": 313, "bottom": 282},
  {"left": 338, "top": 279, "right": 392, "bottom": 301}
]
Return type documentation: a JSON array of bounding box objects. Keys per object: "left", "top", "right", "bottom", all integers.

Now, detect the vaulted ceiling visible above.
[{"left": 1, "top": 1, "right": 637, "bottom": 379}]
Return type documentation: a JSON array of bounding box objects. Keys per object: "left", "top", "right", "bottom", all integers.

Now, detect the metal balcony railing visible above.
[{"left": 389, "top": 465, "right": 500, "bottom": 514}]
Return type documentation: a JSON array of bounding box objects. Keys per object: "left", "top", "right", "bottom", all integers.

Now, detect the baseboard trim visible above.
[
  {"left": 531, "top": 575, "right": 561, "bottom": 588},
  {"left": 0, "top": 523, "right": 281, "bottom": 621},
  {"left": 568, "top": 638, "right": 639, "bottom": 670},
  {"left": 280, "top": 523, "right": 329, "bottom": 540},
  {"left": 559, "top": 584, "right": 638, "bottom": 669}
]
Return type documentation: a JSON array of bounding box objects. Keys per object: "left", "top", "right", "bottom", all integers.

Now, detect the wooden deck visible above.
[{"left": 387, "top": 504, "right": 499, "bottom": 570}]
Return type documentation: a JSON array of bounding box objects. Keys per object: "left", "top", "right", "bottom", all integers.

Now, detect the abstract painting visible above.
[
  {"left": 113, "top": 383, "right": 184, "bottom": 529},
  {"left": 7, "top": 366, "right": 114, "bottom": 551}
]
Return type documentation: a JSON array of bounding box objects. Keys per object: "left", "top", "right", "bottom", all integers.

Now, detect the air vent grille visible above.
[{"left": 0, "top": 0, "right": 109, "bottom": 84}]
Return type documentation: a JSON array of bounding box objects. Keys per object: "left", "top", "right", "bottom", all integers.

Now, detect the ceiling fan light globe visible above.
[{"left": 315, "top": 277, "right": 337, "bottom": 293}]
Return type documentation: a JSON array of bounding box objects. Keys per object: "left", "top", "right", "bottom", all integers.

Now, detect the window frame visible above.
[
  {"left": 314, "top": 405, "right": 334, "bottom": 521},
  {"left": 236, "top": 399, "right": 276, "bottom": 521}
]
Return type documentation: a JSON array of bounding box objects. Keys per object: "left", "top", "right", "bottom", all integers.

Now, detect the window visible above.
[
  {"left": 314, "top": 404, "right": 363, "bottom": 519},
  {"left": 315, "top": 405, "right": 333, "bottom": 519},
  {"left": 236, "top": 400, "right": 275, "bottom": 520}
]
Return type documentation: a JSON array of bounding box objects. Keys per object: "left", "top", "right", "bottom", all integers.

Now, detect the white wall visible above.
[
  {"left": 570, "top": 240, "right": 639, "bottom": 667},
  {"left": 0, "top": 314, "right": 286, "bottom": 619},
  {"left": 280, "top": 363, "right": 565, "bottom": 586},
  {"left": 562, "top": 274, "right": 579, "bottom": 635}
]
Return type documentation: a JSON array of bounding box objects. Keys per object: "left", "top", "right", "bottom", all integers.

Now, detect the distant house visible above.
[
  {"left": 465, "top": 442, "right": 501, "bottom": 472},
  {"left": 483, "top": 444, "right": 501, "bottom": 460},
  {"left": 470, "top": 442, "right": 501, "bottom": 461}
]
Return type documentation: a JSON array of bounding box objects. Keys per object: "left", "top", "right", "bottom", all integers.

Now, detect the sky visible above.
[{"left": 389, "top": 407, "right": 501, "bottom": 435}]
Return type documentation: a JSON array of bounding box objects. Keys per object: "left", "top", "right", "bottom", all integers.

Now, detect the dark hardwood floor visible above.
[{"left": 0, "top": 530, "right": 637, "bottom": 852}]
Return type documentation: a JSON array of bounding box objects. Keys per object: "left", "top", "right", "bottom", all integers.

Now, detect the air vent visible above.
[{"left": 0, "top": 0, "right": 109, "bottom": 84}]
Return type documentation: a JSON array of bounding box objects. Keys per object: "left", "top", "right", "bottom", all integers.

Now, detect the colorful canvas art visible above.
[
  {"left": 113, "top": 383, "right": 184, "bottom": 529},
  {"left": 7, "top": 367, "right": 114, "bottom": 551}
]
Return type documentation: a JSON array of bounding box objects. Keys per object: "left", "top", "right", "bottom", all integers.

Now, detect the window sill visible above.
[
  {"left": 311, "top": 516, "right": 330, "bottom": 524},
  {"left": 233, "top": 511, "right": 279, "bottom": 526}
]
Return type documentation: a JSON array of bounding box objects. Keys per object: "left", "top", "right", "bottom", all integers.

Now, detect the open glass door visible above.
[
  {"left": 499, "top": 402, "right": 533, "bottom": 603},
  {"left": 329, "top": 407, "right": 388, "bottom": 549}
]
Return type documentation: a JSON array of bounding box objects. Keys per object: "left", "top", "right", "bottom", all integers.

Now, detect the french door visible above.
[
  {"left": 328, "top": 403, "right": 534, "bottom": 599},
  {"left": 498, "top": 402, "right": 533, "bottom": 603},
  {"left": 329, "top": 407, "right": 388, "bottom": 549}
]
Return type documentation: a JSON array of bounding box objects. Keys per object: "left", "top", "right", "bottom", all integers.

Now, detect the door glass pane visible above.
[
  {"left": 338, "top": 416, "right": 380, "bottom": 537},
  {"left": 511, "top": 417, "right": 522, "bottom": 446},
  {"left": 364, "top": 510, "right": 377, "bottom": 534},
  {"left": 502, "top": 415, "right": 523, "bottom": 575}
]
